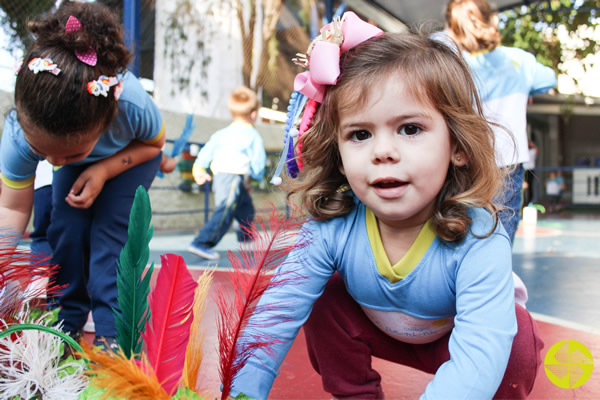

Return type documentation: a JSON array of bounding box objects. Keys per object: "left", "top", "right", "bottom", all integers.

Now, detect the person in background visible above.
[
  {"left": 229, "top": 14, "right": 542, "bottom": 399},
  {"left": 177, "top": 143, "right": 200, "bottom": 192},
  {"left": 522, "top": 138, "right": 538, "bottom": 207},
  {"left": 546, "top": 170, "right": 565, "bottom": 212},
  {"left": 445, "top": 0, "right": 557, "bottom": 244},
  {"left": 187, "top": 86, "right": 266, "bottom": 260},
  {"left": 0, "top": 1, "right": 165, "bottom": 350}
]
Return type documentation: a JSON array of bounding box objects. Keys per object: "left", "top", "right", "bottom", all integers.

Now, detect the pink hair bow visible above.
[
  {"left": 65, "top": 15, "right": 98, "bottom": 66},
  {"left": 293, "top": 12, "right": 383, "bottom": 103}
]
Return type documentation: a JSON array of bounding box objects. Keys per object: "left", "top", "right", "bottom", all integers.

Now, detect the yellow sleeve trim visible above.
[
  {"left": 365, "top": 208, "right": 436, "bottom": 283},
  {"left": 0, "top": 173, "right": 35, "bottom": 189},
  {"left": 192, "top": 162, "right": 206, "bottom": 177},
  {"left": 142, "top": 122, "right": 165, "bottom": 145}
]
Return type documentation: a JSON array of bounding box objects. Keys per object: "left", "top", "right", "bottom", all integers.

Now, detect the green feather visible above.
[{"left": 113, "top": 186, "right": 155, "bottom": 358}]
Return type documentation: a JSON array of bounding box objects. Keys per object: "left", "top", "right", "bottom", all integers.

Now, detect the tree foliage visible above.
[
  {"left": 0, "top": 0, "right": 54, "bottom": 54},
  {"left": 499, "top": 0, "right": 599, "bottom": 93}
]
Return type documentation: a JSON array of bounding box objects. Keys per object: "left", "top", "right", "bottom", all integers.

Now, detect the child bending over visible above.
[{"left": 0, "top": 1, "right": 165, "bottom": 350}]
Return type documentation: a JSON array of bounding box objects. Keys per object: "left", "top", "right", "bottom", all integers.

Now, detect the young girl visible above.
[
  {"left": 230, "top": 13, "right": 542, "bottom": 400},
  {"left": 0, "top": 2, "right": 165, "bottom": 348}
]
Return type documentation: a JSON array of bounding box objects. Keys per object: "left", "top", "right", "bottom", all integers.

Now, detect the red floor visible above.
[{"left": 89, "top": 268, "right": 597, "bottom": 399}]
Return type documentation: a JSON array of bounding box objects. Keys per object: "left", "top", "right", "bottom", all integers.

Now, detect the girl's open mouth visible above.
[{"left": 375, "top": 180, "right": 406, "bottom": 189}]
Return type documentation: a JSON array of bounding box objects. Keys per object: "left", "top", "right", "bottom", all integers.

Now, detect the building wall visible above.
[{"left": 153, "top": 0, "right": 243, "bottom": 119}]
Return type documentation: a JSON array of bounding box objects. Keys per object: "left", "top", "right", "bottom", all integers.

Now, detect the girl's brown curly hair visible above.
[
  {"left": 284, "top": 31, "right": 506, "bottom": 243},
  {"left": 15, "top": 1, "right": 131, "bottom": 140}
]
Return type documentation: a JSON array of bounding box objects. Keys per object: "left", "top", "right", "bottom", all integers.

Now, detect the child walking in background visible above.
[
  {"left": 0, "top": 1, "right": 165, "bottom": 349},
  {"left": 445, "top": 0, "right": 557, "bottom": 244},
  {"left": 187, "top": 86, "right": 266, "bottom": 260},
  {"left": 546, "top": 171, "right": 565, "bottom": 212},
  {"left": 230, "top": 13, "right": 542, "bottom": 400}
]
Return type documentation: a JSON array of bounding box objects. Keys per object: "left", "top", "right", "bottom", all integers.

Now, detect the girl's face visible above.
[
  {"left": 337, "top": 73, "right": 466, "bottom": 230},
  {"left": 20, "top": 116, "right": 101, "bottom": 167}
]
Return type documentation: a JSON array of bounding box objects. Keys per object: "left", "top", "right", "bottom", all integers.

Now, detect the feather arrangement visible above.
[
  {"left": 142, "top": 253, "right": 198, "bottom": 395},
  {"left": 183, "top": 268, "right": 215, "bottom": 395},
  {"left": 0, "top": 318, "right": 87, "bottom": 399},
  {"left": 217, "top": 206, "right": 308, "bottom": 399},
  {"left": 78, "top": 339, "right": 171, "bottom": 400},
  {"left": 114, "top": 185, "right": 155, "bottom": 358}
]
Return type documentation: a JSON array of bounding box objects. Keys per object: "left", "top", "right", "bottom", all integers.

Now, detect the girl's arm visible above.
[
  {"left": 65, "top": 135, "right": 165, "bottom": 209},
  {"left": 527, "top": 52, "right": 557, "bottom": 94},
  {"left": 422, "top": 232, "right": 516, "bottom": 399},
  {"left": 0, "top": 184, "right": 34, "bottom": 239},
  {"left": 230, "top": 222, "right": 334, "bottom": 399},
  {"left": 249, "top": 134, "right": 266, "bottom": 182}
]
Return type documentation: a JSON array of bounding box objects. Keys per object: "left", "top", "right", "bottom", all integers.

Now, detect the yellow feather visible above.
[
  {"left": 78, "top": 340, "right": 171, "bottom": 399},
  {"left": 182, "top": 268, "right": 215, "bottom": 395}
]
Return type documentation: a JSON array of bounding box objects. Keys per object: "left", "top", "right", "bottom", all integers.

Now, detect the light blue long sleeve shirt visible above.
[
  {"left": 464, "top": 46, "right": 556, "bottom": 166},
  {"left": 194, "top": 121, "right": 266, "bottom": 181},
  {"left": 231, "top": 203, "right": 516, "bottom": 399}
]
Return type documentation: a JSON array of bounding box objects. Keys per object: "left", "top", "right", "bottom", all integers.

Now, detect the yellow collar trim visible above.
[{"left": 365, "top": 208, "right": 436, "bottom": 283}]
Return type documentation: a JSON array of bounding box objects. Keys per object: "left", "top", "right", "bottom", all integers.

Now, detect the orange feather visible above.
[
  {"left": 78, "top": 340, "right": 171, "bottom": 399},
  {"left": 182, "top": 268, "right": 215, "bottom": 395}
]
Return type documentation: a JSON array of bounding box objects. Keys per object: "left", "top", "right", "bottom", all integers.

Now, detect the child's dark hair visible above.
[
  {"left": 15, "top": 1, "right": 131, "bottom": 138},
  {"left": 285, "top": 31, "right": 504, "bottom": 242}
]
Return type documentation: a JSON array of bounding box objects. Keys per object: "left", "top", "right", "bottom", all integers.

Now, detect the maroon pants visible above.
[{"left": 304, "top": 274, "right": 543, "bottom": 399}]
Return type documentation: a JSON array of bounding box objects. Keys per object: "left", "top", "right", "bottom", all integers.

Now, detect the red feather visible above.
[
  {"left": 0, "top": 239, "right": 62, "bottom": 323},
  {"left": 217, "top": 205, "right": 308, "bottom": 399},
  {"left": 142, "top": 253, "right": 198, "bottom": 395}
]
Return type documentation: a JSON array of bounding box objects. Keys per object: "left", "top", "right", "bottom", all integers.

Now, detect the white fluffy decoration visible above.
[{"left": 0, "top": 321, "right": 88, "bottom": 399}]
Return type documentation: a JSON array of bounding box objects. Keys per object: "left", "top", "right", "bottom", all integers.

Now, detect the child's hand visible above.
[
  {"left": 65, "top": 165, "right": 108, "bottom": 209},
  {"left": 160, "top": 155, "right": 177, "bottom": 173},
  {"left": 193, "top": 171, "right": 212, "bottom": 186}
]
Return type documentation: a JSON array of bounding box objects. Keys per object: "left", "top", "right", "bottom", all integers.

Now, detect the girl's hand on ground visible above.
[{"left": 65, "top": 165, "right": 108, "bottom": 209}]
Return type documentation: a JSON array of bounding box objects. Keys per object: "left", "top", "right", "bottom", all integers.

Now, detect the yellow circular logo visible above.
[{"left": 544, "top": 340, "right": 594, "bottom": 389}]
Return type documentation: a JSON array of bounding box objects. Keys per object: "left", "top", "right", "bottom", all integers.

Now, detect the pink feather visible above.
[
  {"left": 142, "top": 253, "right": 198, "bottom": 395},
  {"left": 217, "top": 206, "right": 308, "bottom": 399}
]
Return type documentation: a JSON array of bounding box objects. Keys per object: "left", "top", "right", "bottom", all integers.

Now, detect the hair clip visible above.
[
  {"left": 65, "top": 15, "right": 98, "bottom": 66},
  {"left": 28, "top": 57, "right": 61, "bottom": 75},
  {"left": 87, "top": 75, "right": 118, "bottom": 97}
]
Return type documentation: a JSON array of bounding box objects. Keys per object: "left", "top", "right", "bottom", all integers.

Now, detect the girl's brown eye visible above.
[
  {"left": 351, "top": 130, "right": 371, "bottom": 141},
  {"left": 400, "top": 124, "right": 422, "bottom": 136}
]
